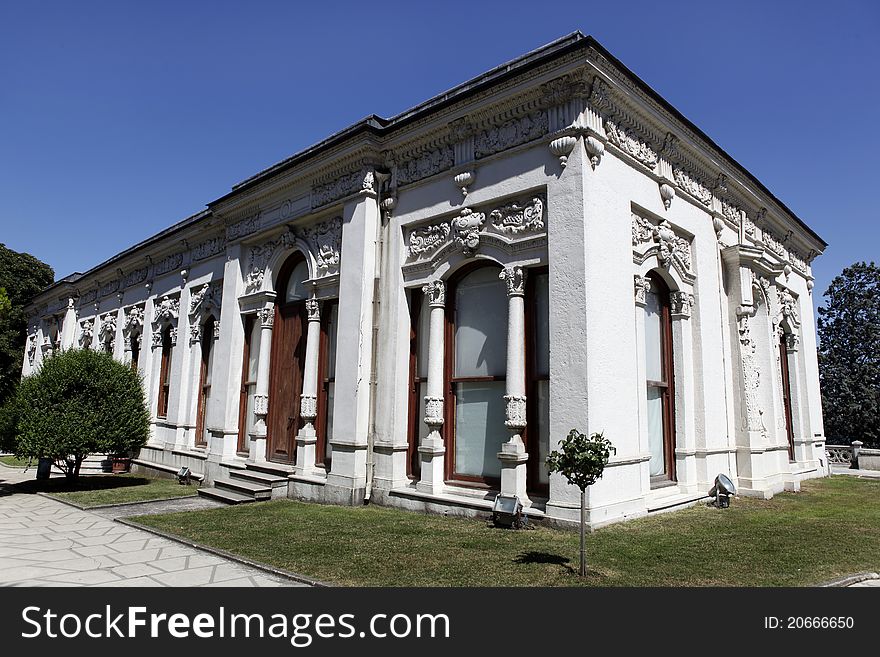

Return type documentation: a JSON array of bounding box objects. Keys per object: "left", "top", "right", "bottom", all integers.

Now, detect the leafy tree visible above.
[
  {"left": 0, "top": 244, "right": 55, "bottom": 403},
  {"left": 7, "top": 348, "right": 149, "bottom": 482},
  {"left": 818, "top": 262, "right": 880, "bottom": 449},
  {"left": 546, "top": 429, "right": 615, "bottom": 576}
]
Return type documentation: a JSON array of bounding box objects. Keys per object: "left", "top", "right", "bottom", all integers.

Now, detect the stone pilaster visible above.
[
  {"left": 498, "top": 266, "right": 529, "bottom": 504},
  {"left": 418, "top": 279, "right": 446, "bottom": 494}
]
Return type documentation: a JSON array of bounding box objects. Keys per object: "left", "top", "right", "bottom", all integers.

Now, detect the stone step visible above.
[
  {"left": 214, "top": 477, "right": 272, "bottom": 500},
  {"left": 197, "top": 487, "right": 256, "bottom": 505},
  {"left": 245, "top": 461, "right": 295, "bottom": 478},
  {"left": 230, "top": 469, "right": 288, "bottom": 488}
]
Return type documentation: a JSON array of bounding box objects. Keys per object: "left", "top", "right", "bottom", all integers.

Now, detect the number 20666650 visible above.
[{"left": 764, "top": 617, "right": 854, "bottom": 629}]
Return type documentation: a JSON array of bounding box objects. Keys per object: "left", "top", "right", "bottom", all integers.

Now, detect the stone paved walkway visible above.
[{"left": 0, "top": 467, "right": 303, "bottom": 587}]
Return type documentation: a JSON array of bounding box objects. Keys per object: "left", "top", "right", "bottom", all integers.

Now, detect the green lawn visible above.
[
  {"left": 20, "top": 473, "right": 199, "bottom": 507},
  {"left": 0, "top": 455, "right": 33, "bottom": 467},
  {"left": 130, "top": 476, "right": 880, "bottom": 586}
]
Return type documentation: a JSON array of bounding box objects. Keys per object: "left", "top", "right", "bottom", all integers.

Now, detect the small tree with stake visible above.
[{"left": 546, "top": 429, "right": 615, "bottom": 577}]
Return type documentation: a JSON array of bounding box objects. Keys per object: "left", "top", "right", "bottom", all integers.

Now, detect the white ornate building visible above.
[{"left": 22, "top": 33, "right": 827, "bottom": 527}]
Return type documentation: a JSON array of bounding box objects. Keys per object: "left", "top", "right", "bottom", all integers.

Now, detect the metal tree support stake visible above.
[{"left": 580, "top": 488, "right": 587, "bottom": 577}]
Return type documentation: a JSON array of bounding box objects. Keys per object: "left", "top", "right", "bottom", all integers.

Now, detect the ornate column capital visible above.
[
  {"left": 422, "top": 280, "right": 446, "bottom": 308},
  {"left": 670, "top": 291, "right": 695, "bottom": 318},
  {"left": 258, "top": 306, "right": 275, "bottom": 328},
  {"left": 306, "top": 297, "right": 320, "bottom": 322},
  {"left": 500, "top": 266, "right": 527, "bottom": 297},
  {"left": 785, "top": 332, "right": 800, "bottom": 353},
  {"left": 634, "top": 275, "right": 651, "bottom": 306}
]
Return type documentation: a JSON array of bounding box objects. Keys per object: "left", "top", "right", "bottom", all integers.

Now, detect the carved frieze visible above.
[
  {"left": 451, "top": 208, "right": 486, "bottom": 256},
  {"left": 489, "top": 197, "right": 544, "bottom": 234},
  {"left": 789, "top": 250, "right": 808, "bottom": 275},
  {"left": 673, "top": 168, "right": 712, "bottom": 207},
  {"left": 474, "top": 111, "right": 548, "bottom": 159},
  {"left": 763, "top": 230, "right": 787, "bottom": 258},
  {"left": 408, "top": 223, "right": 451, "bottom": 258},
  {"left": 312, "top": 169, "right": 372, "bottom": 208},
  {"left": 605, "top": 119, "right": 658, "bottom": 169},
  {"left": 192, "top": 236, "right": 226, "bottom": 261},
  {"left": 153, "top": 253, "right": 184, "bottom": 277},
  {"left": 226, "top": 212, "right": 262, "bottom": 241},
  {"left": 722, "top": 200, "right": 743, "bottom": 228},
  {"left": 397, "top": 146, "right": 454, "bottom": 186},
  {"left": 100, "top": 280, "right": 119, "bottom": 297},
  {"left": 123, "top": 267, "right": 148, "bottom": 288}
]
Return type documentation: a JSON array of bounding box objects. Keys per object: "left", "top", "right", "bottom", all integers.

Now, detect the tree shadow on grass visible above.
[
  {"left": 0, "top": 474, "right": 152, "bottom": 497},
  {"left": 514, "top": 551, "right": 575, "bottom": 574}
]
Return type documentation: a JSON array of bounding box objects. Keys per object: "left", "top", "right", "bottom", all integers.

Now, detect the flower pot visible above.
[{"left": 110, "top": 457, "right": 131, "bottom": 473}]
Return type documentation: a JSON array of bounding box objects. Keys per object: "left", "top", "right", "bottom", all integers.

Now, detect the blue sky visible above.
[{"left": 1, "top": 1, "right": 877, "bottom": 316}]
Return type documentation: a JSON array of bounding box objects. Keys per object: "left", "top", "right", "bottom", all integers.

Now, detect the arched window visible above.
[
  {"left": 644, "top": 273, "right": 675, "bottom": 484},
  {"left": 157, "top": 325, "right": 174, "bottom": 419},
  {"left": 285, "top": 260, "right": 310, "bottom": 303},
  {"left": 195, "top": 316, "right": 216, "bottom": 447},
  {"left": 446, "top": 265, "right": 508, "bottom": 484}
]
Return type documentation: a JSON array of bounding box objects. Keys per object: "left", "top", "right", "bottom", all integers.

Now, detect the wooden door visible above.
[
  {"left": 267, "top": 302, "right": 306, "bottom": 464},
  {"left": 779, "top": 334, "right": 796, "bottom": 461}
]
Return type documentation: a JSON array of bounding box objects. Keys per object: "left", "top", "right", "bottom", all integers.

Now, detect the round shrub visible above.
[{"left": 11, "top": 347, "right": 149, "bottom": 481}]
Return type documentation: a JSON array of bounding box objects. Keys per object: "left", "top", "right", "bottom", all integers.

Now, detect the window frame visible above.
[
  {"left": 157, "top": 325, "right": 173, "bottom": 419},
  {"left": 443, "top": 262, "right": 507, "bottom": 488},
  {"left": 194, "top": 316, "right": 215, "bottom": 448},
  {"left": 645, "top": 272, "right": 676, "bottom": 485}
]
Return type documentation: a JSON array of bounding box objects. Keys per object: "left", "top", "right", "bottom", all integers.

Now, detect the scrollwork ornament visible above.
[{"left": 451, "top": 208, "right": 485, "bottom": 256}]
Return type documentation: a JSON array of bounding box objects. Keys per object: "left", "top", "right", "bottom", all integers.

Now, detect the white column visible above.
[
  {"left": 418, "top": 280, "right": 446, "bottom": 494},
  {"left": 498, "top": 266, "right": 529, "bottom": 503},
  {"left": 249, "top": 304, "right": 274, "bottom": 463},
  {"left": 295, "top": 296, "right": 322, "bottom": 475}
]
